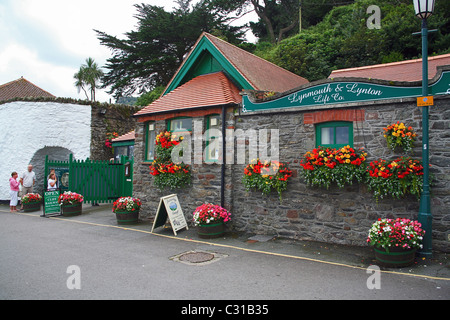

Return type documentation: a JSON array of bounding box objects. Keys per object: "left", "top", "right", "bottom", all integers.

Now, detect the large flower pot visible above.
[
  {"left": 374, "top": 246, "right": 417, "bottom": 268},
  {"left": 115, "top": 209, "right": 140, "bottom": 225},
  {"left": 23, "top": 202, "right": 41, "bottom": 212},
  {"left": 197, "top": 222, "right": 225, "bottom": 239},
  {"left": 61, "top": 203, "right": 82, "bottom": 217}
]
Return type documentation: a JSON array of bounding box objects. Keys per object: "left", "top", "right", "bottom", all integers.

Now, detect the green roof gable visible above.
[{"left": 163, "top": 34, "right": 254, "bottom": 95}]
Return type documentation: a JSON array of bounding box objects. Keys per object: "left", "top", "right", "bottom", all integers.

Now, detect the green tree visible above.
[
  {"left": 96, "top": 0, "right": 246, "bottom": 100},
  {"left": 255, "top": 0, "right": 449, "bottom": 81},
  {"left": 135, "top": 86, "right": 165, "bottom": 107},
  {"left": 73, "top": 57, "right": 104, "bottom": 101},
  {"left": 207, "top": 0, "right": 301, "bottom": 44}
]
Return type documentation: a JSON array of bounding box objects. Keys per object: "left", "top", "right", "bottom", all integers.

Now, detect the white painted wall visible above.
[{"left": 0, "top": 101, "right": 91, "bottom": 200}]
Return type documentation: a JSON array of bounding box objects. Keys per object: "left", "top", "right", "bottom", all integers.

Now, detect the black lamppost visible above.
[{"left": 413, "top": 0, "right": 435, "bottom": 258}]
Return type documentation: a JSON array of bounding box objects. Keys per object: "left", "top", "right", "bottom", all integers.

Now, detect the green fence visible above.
[{"left": 45, "top": 154, "right": 133, "bottom": 203}]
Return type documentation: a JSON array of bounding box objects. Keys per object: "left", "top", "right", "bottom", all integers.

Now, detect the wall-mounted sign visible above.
[
  {"left": 417, "top": 96, "right": 434, "bottom": 106},
  {"left": 242, "top": 70, "right": 450, "bottom": 113},
  {"left": 151, "top": 194, "right": 188, "bottom": 236}
]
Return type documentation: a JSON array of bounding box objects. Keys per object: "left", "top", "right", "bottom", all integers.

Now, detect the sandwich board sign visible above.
[
  {"left": 151, "top": 194, "right": 188, "bottom": 236},
  {"left": 42, "top": 190, "right": 61, "bottom": 217}
]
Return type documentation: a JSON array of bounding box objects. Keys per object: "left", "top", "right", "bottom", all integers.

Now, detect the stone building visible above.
[{"left": 132, "top": 33, "right": 450, "bottom": 252}]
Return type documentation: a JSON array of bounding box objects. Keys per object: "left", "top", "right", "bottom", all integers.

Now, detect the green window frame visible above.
[
  {"left": 315, "top": 121, "right": 353, "bottom": 148},
  {"left": 205, "top": 114, "right": 221, "bottom": 162},
  {"left": 145, "top": 122, "right": 156, "bottom": 162},
  {"left": 168, "top": 117, "right": 192, "bottom": 133}
]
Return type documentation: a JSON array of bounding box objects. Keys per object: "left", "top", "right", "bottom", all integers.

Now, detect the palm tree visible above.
[
  {"left": 73, "top": 57, "right": 104, "bottom": 101},
  {"left": 74, "top": 69, "right": 89, "bottom": 100}
]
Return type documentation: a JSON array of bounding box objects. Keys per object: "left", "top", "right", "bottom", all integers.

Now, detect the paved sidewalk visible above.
[{"left": 1, "top": 202, "right": 448, "bottom": 282}]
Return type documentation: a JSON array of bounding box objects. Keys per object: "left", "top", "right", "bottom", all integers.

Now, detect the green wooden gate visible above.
[{"left": 44, "top": 154, "right": 133, "bottom": 203}]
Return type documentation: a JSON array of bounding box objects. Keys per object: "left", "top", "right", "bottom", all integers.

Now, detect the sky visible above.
[{"left": 0, "top": 0, "right": 257, "bottom": 103}]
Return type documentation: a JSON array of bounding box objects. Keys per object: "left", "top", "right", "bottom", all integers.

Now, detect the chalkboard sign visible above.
[
  {"left": 43, "top": 190, "right": 61, "bottom": 217},
  {"left": 151, "top": 194, "right": 188, "bottom": 236}
]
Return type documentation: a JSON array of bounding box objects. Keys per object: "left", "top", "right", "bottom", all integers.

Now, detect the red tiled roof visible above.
[
  {"left": 0, "top": 77, "right": 55, "bottom": 101},
  {"left": 204, "top": 33, "right": 309, "bottom": 92},
  {"left": 112, "top": 130, "right": 135, "bottom": 143},
  {"left": 135, "top": 71, "right": 241, "bottom": 117},
  {"left": 329, "top": 54, "right": 450, "bottom": 82}
]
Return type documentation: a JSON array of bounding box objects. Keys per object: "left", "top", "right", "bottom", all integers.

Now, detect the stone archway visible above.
[{"left": 30, "top": 146, "right": 74, "bottom": 196}]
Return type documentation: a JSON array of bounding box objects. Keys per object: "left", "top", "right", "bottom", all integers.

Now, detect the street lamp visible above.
[{"left": 413, "top": 0, "right": 435, "bottom": 258}]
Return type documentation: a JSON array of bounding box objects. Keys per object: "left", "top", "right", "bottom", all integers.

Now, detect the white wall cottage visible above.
[{"left": 0, "top": 101, "right": 91, "bottom": 200}]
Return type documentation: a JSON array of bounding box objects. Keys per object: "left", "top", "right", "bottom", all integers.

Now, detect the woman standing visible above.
[
  {"left": 9, "top": 172, "right": 20, "bottom": 212},
  {"left": 47, "top": 172, "right": 58, "bottom": 191}
]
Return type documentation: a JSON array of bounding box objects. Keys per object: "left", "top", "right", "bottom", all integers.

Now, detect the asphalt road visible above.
[{"left": 0, "top": 208, "right": 448, "bottom": 304}]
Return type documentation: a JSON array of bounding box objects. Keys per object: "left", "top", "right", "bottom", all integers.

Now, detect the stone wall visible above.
[
  {"left": 133, "top": 96, "right": 450, "bottom": 252},
  {"left": 133, "top": 114, "right": 229, "bottom": 221},
  {"left": 90, "top": 103, "right": 140, "bottom": 160}
]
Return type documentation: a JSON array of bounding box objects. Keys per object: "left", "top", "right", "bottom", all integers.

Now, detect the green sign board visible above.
[
  {"left": 242, "top": 69, "right": 450, "bottom": 113},
  {"left": 44, "top": 191, "right": 61, "bottom": 216}
]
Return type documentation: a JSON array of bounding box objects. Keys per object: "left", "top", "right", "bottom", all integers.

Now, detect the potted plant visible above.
[
  {"left": 242, "top": 159, "right": 292, "bottom": 202},
  {"left": 113, "top": 196, "right": 141, "bottom": 225},
  {"left": 58, "top": 191, "right": 84, "bottom": 216},
  {"left": 383, "top": 121, "right": 417, "bottom": 153},
  {"left": 22, "top": 193, "right": 42, "bottom": 212},
  {"left": 193, "top": 203, "right": 231, "bottom": 239},
  {"left": 367, "top": 218, "right": 425, "bottom": 267}
]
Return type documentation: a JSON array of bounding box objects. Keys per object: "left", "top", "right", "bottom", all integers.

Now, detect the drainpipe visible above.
[{"left": 221, "top": 105, "right": 226, "bottom": 208}]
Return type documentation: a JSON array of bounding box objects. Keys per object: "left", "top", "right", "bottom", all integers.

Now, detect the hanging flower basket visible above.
[
  {"left": 242, "top": 159, "right": 292, "bottom": 202},
  {"left": 366, "top": 157, "right": 426, "bottom": 201},
  {"left": 149, "top": 131, "right": 191, "bottom": 190},
  {"left": 383, "top": 121, "right": 416, "bottom": 153},
  {"left": 299, "top": 145, "right": 367, "bottom": 189}
]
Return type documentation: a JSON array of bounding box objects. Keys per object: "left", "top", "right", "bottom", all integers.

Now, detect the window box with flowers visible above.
[
  {"left": 299, "top": 145, "right": 367, "bottom": 189},
  {"left": 242, "top": 159, "right": 292, "bottom": 202},
  {"left": 367, "top": 218, "right": 425, "bottom": 267},
  {"left": 58, "top": 191, "right": 84, "bottom": 216},
  {"left": 193, "top": 203, "right": 231, "bottom": 238},
  {"left": 366, "top": 156, "right": 426, "bottom": 202},
  {"left": 149, "top": 131, "right": 191, "bottom": 191},
  {"left": 22, "top": 193, "right": 43, "bottom": 212},
  {"left": 113, "top": 196, "right": 142, "bottom": 224}
]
